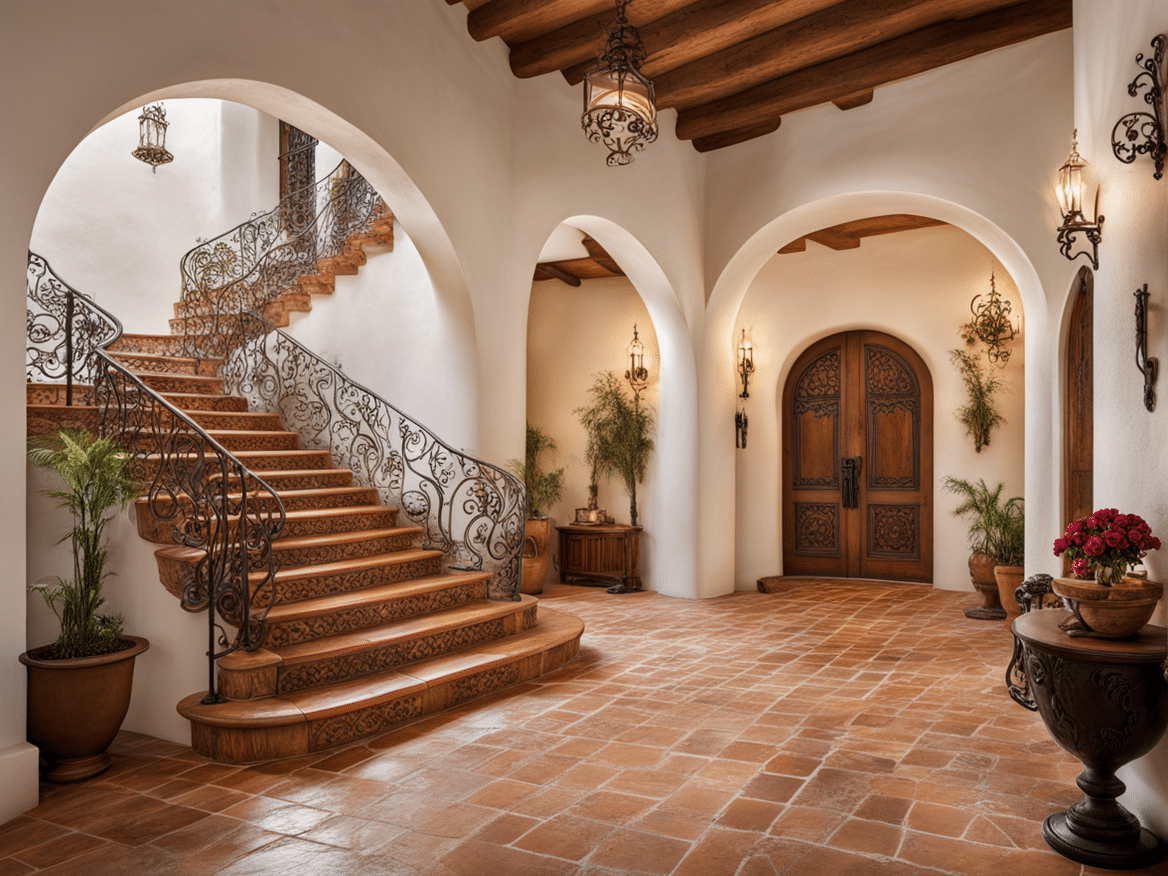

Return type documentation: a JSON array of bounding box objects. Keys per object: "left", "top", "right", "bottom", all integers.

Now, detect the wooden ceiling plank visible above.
[
  {"left": 675, "top": 0, "right": 1072, "bottom": 141},
  {"left": 834, "top": 214, "right": 948, "bottom": 236},
  {"left": 536, "top": 262, "right": 583, "bottom": 286},
  {"left": 510, "top": 0, "right": 693, "bottom": 79},
  {"left": 693, "top": 117, "right": 782, "bottom": 152},
  {"left": 468, "top": 0, "right": 614, "bottom": 44},
  {"left": 806, "top": 229, "right": 862, "bottom": 250},
  {"left": 832, "top": 90, "right": 874, "bottom": 110},
  {"left": 656, "top": 0, "right": 1023, "bottom": 110},
  {"left": 581, "top": 236, "right": 625, "bottom": 275}
]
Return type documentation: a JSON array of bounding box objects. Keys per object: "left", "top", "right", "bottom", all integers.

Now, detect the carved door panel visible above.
[{"left": 783, "top": 331, "right": 933, "bottom": 582}]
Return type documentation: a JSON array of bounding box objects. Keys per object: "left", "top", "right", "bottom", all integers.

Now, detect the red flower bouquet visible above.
[{"left": 1053, "top": 508, "right": 1161, "bottom": 583}]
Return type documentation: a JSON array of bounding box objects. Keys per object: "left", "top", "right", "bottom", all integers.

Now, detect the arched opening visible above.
[
  {"left": 522, "top": 217, "right": 697, "bottom": 597},
  {"left": 703, "top": 193, "right": 1042, "bottom": 597}
]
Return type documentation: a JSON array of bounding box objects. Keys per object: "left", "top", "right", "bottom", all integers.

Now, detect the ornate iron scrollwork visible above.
[
  {"left": 223, "top": 312, "right": 525, "bottom": 601},
  {"left": 1135, "top": 284, "right": 1157, "bottom": 412},
  {"left": 1006, "top": 573, "right": 1056, "bottom": 710},
  {"left": 1112, "top": 34, "right": 1167, "bottom": 180},
  {"left": 27, "top": 254, "right": 286, "bottom": 703}
]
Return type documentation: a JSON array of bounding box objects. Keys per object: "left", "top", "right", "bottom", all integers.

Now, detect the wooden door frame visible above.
[{"left": 782, "top": 329, "right": 933, "bottom": 582}]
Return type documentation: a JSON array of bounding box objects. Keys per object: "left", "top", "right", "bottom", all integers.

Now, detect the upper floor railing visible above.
[{"left": 26, "top": 253, "right": 286, "bottom": 702}]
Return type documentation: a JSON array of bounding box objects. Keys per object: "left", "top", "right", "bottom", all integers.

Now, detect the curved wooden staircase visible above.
[{"left": 27, "top": 323, "right": 583, "bottom": 766}]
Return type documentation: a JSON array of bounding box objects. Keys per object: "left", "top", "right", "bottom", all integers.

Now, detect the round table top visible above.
[{"left": 1013, "top": 609, "right": 1167, "bottom": 663}]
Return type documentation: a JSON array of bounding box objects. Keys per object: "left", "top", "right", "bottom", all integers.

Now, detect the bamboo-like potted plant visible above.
[
  {"left": 950, "top": 348, "right": 1005, "bottom": 452},
  {"left": 20, "top": 430, "right": 148, "bottom": 782},
  {"left": 576, "top": 371, "right": 655, "bottom": 527},
  {"left": 943, "top": 477, "right": 1019, "bottom": 620},
  {"left": 507, "top": 423, "right": 564, "bottom": 594}
]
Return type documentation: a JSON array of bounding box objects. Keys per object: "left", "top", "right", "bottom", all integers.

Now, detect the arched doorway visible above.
[{"left": 782, "top": 330, "right": 933, "bottom": 582}]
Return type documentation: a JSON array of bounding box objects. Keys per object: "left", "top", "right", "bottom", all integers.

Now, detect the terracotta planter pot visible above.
[
  {"left": 994, "top": 565, "right": 1025, "bottom": 615},
  {"left": 965, "top": 552, "right": 1005, "bottom": 620},
  {"left": 521, "top": 517, "right": 553, "bottom": 595},
  {"left": 19, "top": 636, "right": 149, "bottom": 782},
  {"left": 1052, "top": 577, "right": 1164, "bottom": 639}
]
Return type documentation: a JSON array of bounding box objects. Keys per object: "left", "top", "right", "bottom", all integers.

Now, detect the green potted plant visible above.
[
  {"left": 988, "top": 492, "right": 1025, "bottom": 614},
  {"left": 575, "top": 371, "right": 655, "bottom": 527},
  {"left": 943, "top": 477, "right": 1020, "bottom": 619},
  {"left": 950, "top": 348, "right": 1005, "bottom": 452},
  {"left": 20, "top": 429, "right": 148, "bottom": 782},
  {"left": 507, "top": 423, "right": 564, "bottom": 594}
]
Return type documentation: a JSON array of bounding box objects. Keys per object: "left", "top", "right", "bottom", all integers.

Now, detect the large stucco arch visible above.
[
  {"left": 524, "top": 215, "right": 699, "bottom": 598},
  {"left": 698, "top": 190, "right": 1055, "bottom": 597}
]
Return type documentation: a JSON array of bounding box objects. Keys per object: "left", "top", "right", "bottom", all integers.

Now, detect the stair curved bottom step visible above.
[{"left": 178, "top": 607, "right": 584, "bottom": 764}]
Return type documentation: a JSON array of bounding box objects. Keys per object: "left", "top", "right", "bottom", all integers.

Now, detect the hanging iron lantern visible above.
[
  {"left": 582, "top": 0, "right": 658, "bottom": 166},
  {"left": 132, "top": 103, "right": 173, "bottom": 172}
]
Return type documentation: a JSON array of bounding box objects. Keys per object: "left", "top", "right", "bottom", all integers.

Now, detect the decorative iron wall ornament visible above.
[
  {"left": 625, "top": 323, "right": 648, "bottom": 391},
  {"left": 1135, "top": 284, "right": 1158, "bottom": 411},
  {"left": 582, "top": 0, "right": 658, "bottom": 166},
  {"left": 962, "top": 271, "right": 1017, "bottom": 365},
  {"left": 26, "top": 253, "right": 285, "bottom": 703},
  {"left": 737, "top": 328, "right": 755, "bottom": 398},
  {"left": 1112, "top": 34, "right": 1167, "bottom": 181},
  {"left": 735, "top": 408, "right": 748, "bottom": 449},
  {"left": 223, "top": 313, "right": 525, "bottom": 601},
  {"left": 132, "top": 103, "right": 173, "bottom": 172},
  {"left": 1055, "top": 132, "right": 1104, "bottom": 270}
]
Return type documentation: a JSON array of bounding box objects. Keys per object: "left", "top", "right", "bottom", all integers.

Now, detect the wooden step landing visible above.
[{"left": 177, "top": 607, "right": 583, "bottom": 763}]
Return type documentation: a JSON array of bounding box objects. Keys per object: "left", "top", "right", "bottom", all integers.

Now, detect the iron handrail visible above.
[
  {"left": 222, "top": 310, "right": 526, "bottom": 601},
  {"left": 26, "top": 253, "right": 286, "bottom": 703}
]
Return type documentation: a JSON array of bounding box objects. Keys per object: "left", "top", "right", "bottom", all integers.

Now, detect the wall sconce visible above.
[
  {"left": 736, "top": 328, "right": 755, "bottom": 398},
  {"left": 132, "top": 103, "right": 173, "bottom": 173},
  {"left": 1055, "top": 131, "right": 1104, "bottom": 270},
  {"left": 1111, "top": 34, "right": 1166, "bottom": 181},
  {"left": 625, "top": 323, "right": 649, "bottom": 392},
  {"left": 582, "top": 0, "right": 658, "bottom": 166},
  {"left": 735, "top": 408, "right": 748, "bottom": 449},
  {"left": 1135, "top": 284, "right": 1158, "bottom": 411}
]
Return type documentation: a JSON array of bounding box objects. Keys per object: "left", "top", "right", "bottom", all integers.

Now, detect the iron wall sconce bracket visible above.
[
  {"left": 1112, "top": 34, "right": 1167, "bottom": 181},
  {"left": 1135, "top": 284, "right": 1157, "bottom": 411},
  {"left": 1055, "top": 218, "right": 1104, "bottom": 271}
]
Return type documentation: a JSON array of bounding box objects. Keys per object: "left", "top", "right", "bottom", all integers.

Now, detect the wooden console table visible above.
[
  {"left": 1011, "top": 610, "right": 1167, "bottom": 870},
  {"left": 556, "top": 523, "right": 642, "bottom": 592}
]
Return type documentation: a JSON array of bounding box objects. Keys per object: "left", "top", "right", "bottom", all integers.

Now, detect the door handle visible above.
[{"left": 841, "top": 456, "right": 862, "bottom": 508}]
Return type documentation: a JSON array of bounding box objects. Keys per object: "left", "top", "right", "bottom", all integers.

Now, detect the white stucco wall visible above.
[
  {"left": 525, "top": 275, "right": 660, "bottom": 590},
  {"left": 734, "top": 225, "right": 1026, "bottom": 591},
  {"left": 1072, "top": 0, "right": 1168, "bottom": 838},
  {"left": 30, "top": 99, "right": 278, "bottom": 333}
]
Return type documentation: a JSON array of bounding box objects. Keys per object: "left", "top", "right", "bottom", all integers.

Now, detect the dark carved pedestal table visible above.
[{"left": 1010, "top": 610, "right": 1167, "bottom": 870}]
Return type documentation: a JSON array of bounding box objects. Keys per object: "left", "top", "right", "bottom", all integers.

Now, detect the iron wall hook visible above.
[{"left": 1135, "top": 284, "right": 1158, "bottom": 411}]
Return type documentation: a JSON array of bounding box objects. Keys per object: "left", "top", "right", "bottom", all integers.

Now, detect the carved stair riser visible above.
[
  {"left": 186, "top": 412, "right": 286, "bottom": 432},
  {"left": 135, "top": 372, "right": 225, "bottom": 396},
  {"left": 206, "top": 431, "right": 302, "bottom": 452},
  {"left": 160, "top": 393, "right": 250, "bottom": 413},
  {"left": 276, "top": 606, "right": 539, "bottom": 694},
  {"left": 264, "top": 579, "right": 491, "bottom": 649},
  {"left": 27, "top": 384, "right": 94, "bottom": 406},
  {"left": 271, "top": 530, "right": 420, "bottom": 567},
  {"left": 108, "top": 353, "right": 222, "bottom": 377}
]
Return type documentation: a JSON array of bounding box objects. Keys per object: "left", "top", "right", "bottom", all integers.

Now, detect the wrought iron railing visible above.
[
  {"left": 27, "top": 252, "right": 123, "bottom": 404},
  {"left": 223, "top": 311, "right": 525, "bottom": 601},
  {"left": 177, "top": 159, "right": 386, "bottom": 360},
  {"left": 26, "top": 253, "right": 286, "bottom": 702}
]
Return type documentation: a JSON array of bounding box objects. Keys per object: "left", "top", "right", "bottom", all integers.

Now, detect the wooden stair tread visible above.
[
  {"left": 263, "top": 571, "right": 495, "bottom": 628},
  {"left": 271, "top": 526, "right": 419, "bottom": 551},
  {"left": 178, "top": 608, "right": 581, "bottom": 729},
  {"left": 267, "top": 548, "right": 444, "bottom": 584}
]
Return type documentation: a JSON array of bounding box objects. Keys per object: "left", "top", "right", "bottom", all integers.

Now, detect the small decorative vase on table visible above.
[{"left": 1052, "top": 508, "right": 1164, "bottom": 639}]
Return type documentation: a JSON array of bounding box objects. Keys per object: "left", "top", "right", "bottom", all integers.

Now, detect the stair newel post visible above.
[{"left": 65, "top": 289, "right": 74, "bottom": 407}]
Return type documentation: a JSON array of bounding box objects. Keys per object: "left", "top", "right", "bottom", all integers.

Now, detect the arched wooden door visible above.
[
  {"left": 1064, "top": 268, "right": 1093, "bottom": 529},
  {"left": 782, "top": 331, "right": 933, "bottom": 582}
]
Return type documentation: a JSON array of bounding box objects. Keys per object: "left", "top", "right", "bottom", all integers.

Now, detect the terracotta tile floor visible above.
[{"left": 4, "top": 580, "right": 1167, "bottom": 876}]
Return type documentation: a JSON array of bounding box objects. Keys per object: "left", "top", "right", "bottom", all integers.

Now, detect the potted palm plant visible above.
[
  {"left": 507, "top": 423, "right": 564, "bottom": 594},
  {"left": 576, "top": 371, "right": 655, "bottom": 527},
  {"left": 20, "top": 430, "right": 148, "bottom": 781},
  {"left": 943, "top": 477, "right": 1020, "bottom": 620}
]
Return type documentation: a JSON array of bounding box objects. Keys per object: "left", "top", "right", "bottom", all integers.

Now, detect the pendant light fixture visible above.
[
  {"left": 582, "top": 0, "right": 658, "bottom": 166},
  {"left": 132, "top": 103, "right": 173, "bottom": 173}
]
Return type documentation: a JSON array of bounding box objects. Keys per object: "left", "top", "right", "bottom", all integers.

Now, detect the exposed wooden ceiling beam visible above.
[
  {"left": 654, "top": 0, "right": 1020, "bottom": 110},
  {"left": 535, "top": 262, "right": 583, "bottom": 286},
  {"left": 510, "top": 0, "right": 841, "bottom": 81},
  {"left": 778, "top": 238, "right": 808, "bottom": 254},
  {"left": 675, "top": 0, "right": 1071, "bottom": 141},
  {"left": 581, "top": 235, "right": 624, "bottom": 275},
  {"left": 778, "top": 214, "right": 951, "bottom": 254},
  {"left": 693, "top": 117, "right": 782, "bottom": 153},
  {"left": 806, "top": 229, "right": 862, "bottom": 251},
  {"left": 832, "top": 90, "right": 874, "bottom": 110},
  {"left": 468, "top": 0, "right": 613, "bottom": 44}
]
